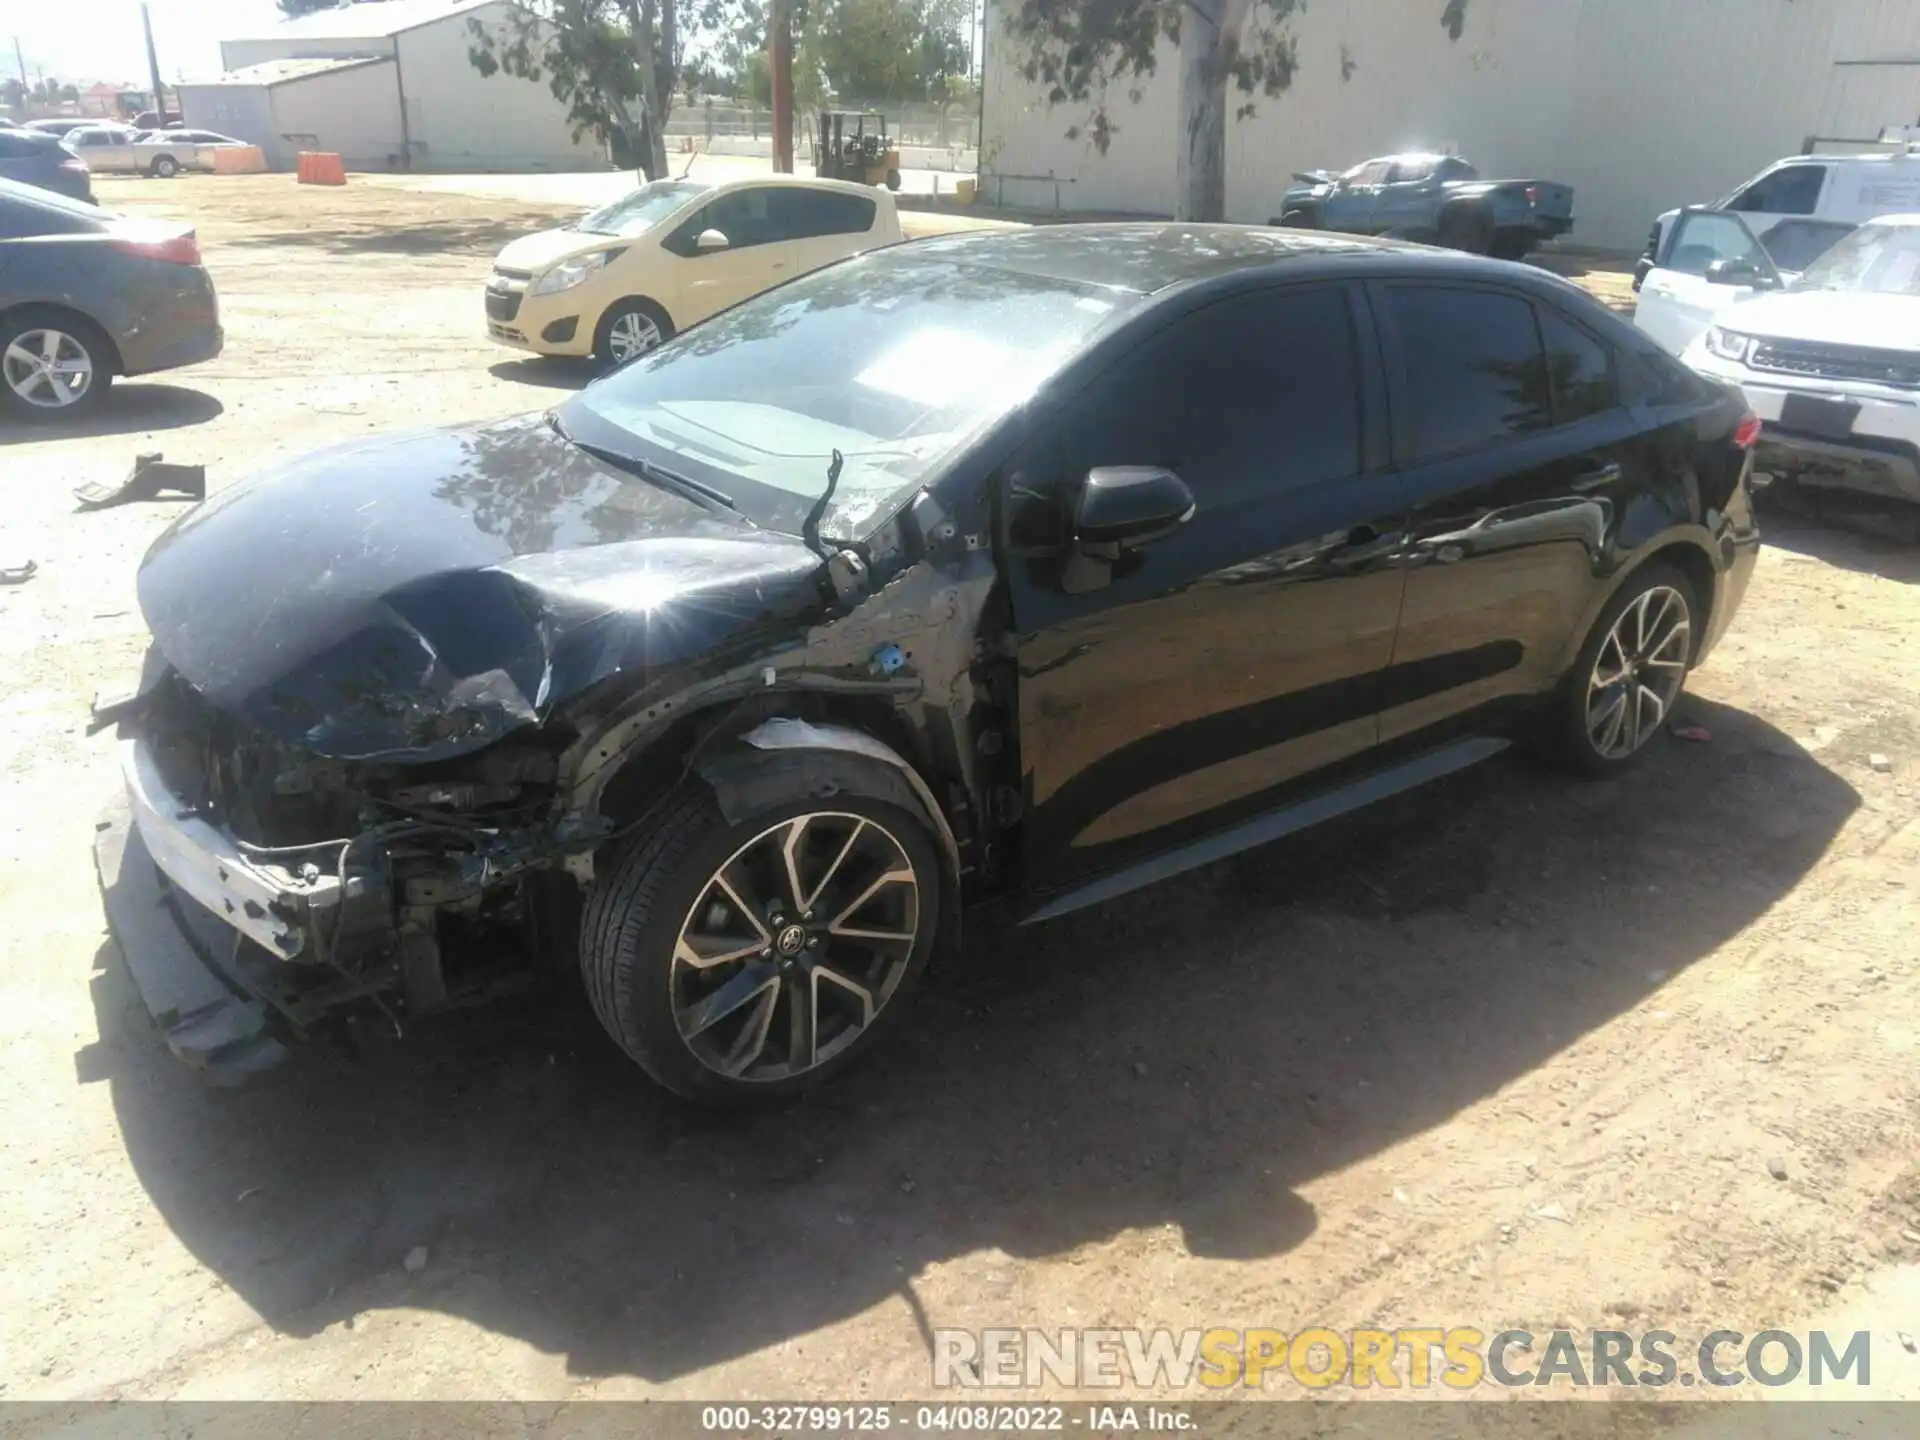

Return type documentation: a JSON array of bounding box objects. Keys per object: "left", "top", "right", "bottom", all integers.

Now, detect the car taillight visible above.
[
  {"left": 1734, "top": 412, "right": 1763, "bottom": 450},
  {"left": 1524, "top": 184, "right": 1539, "bottom": 205},
  {"left": 60, "top": 157, "right": 87, "bottom": 172}
]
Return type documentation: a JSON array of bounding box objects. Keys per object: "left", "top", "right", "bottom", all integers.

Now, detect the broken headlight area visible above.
[{"left": 128, "top": 667, "right": 579, "bottom": 1029}]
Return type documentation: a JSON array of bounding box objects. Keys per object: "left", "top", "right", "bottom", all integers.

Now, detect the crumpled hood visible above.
[
  {"left": 1719, "top": 289, "right": 1920, "bottom": 350},
  {"left": 136, "top": 414, "right": 823, "bottom": 761},
  {"left": 494, "top": 226, "right": 608, "bottom": 274}
]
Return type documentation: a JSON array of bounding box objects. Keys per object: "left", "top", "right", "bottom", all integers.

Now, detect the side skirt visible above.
[{"left": 1020, "top": 736, "right": 1510, "bottom": 926}]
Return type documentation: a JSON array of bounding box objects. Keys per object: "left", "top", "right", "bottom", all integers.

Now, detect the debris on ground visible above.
[
  {"left": 1870, "top": 754, "right": 1893, "bottom": 773},
  {"left": 1901, "top": 1333, "right": 1916, "bottom": 1354},
  {"left": 73, "top": 453, "right": 207, "bottom": 511},
  {"left": 1671, "top": 723, "right": 1713, "bottom": 743},
  {"left": 402, "top": 1246, "right": 428, "bottom": 1273},
  {"left": 1767, "top": 1156, "right": 1790, "bottom": 1181},
  {"left": 0, "top": 561, "right": 36, "bottom": 586}
]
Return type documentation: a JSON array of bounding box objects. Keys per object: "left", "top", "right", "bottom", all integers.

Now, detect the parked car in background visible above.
[
  {"left": 21, "top": 117, "right": 95, "bottom": 140},
  {"left": 65, "top": 123, "right": 151, "bottom": 175},
  {"left": 133, "top": 129, "right": 248, "bottom": 178},
  {"left": 0, "top": 128, "right": 92, "bottom": 201},
  {"left": 1639, "top": 210, "right": 1920, "bottom": 506},
  {"left": 486, "top": 175, "right": 904, "bottom": 365},
  {"left": 1633, "top": 146, "right": 1920, "bottom": 290},
  {"left": 102, "top": 224, "right": 1758, "bottom": 1099},
  {"left": 1275, "top": 153, "right": 1575, "bottom": 258},
  {"left": 132, "top": 110, "right": 183, "bottom": 131},
  {"left": 0, "top": 178, "right": 221, "bottom": 421}
]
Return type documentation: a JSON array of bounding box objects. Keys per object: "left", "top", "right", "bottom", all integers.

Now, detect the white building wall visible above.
[
  {"left": 222, "top": 36, "right": 390, "bottom": 69},
  {"left": 270, "top": 63, "right": 408, "bottom": 170},
  {"left": 398, "top": 3, "right": 603, "bottom": 170},
  {"left": 982, "top": 0, "right": 1920, "bottom": 249},
  {"left": 178, "top": 83, "right": 277, "bottom": 150}
]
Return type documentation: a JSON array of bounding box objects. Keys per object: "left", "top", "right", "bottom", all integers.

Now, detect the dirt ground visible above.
[{"left": 2, "top": 173, "right": 1918, "bottom": 1414}]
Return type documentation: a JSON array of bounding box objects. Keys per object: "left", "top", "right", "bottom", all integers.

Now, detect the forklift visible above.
[{"left": 814, "top": 110, "right": 902, "bottom": 191}]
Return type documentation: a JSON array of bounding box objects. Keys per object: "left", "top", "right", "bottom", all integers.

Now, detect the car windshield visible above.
[
  {"left": 573, "top": 181, "right": 708, "bottom": 236},
  {"left": 559, "top": 244, "right": 1133, "bottom": 537},
  {"left": 1793, "top": 221, "right": 1920, "bottom": 295}
]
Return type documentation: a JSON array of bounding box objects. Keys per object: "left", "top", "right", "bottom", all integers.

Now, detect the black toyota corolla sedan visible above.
[{"left": 96, "top": 224, "right": 1761, "bottom": 1102}]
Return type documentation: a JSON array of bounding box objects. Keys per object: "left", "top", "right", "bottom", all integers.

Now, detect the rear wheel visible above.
[
  {"left": 1490, "top": 233, "right": 1534, "bottom": 262},
  {"left": 149, "top": 153, "right": 179, "bottom": 178},
  {"left": 884, "top": 167, "right": 902, "bottom": 191},
  {"left": 1437, "top": 203, "right": 1493, "bottom": 254},
  {"left": 1, "top": 309, "right": 111, "bottom": 422},
  {"left": 580, "top": 783, "right": 943, "bottom": 1103},
  {"left": 1550, "top": 564, "right": 1697, "bottom": 776},
  {"left": 592, "top": 298, "right": 673, "bottom": 367}
]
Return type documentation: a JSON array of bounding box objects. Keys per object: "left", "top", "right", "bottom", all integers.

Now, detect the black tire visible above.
[
  {"left": 1436, "top": 203, "right": 1493, "bottom": 255},
  {"left": 1490, "top": 234, "right": 1534, "bottom": 262},
  {"left": 150, "top": 153, "right": 179, "bottom": 178},
  {"left": 1277, "top": 206, "right": 1319, "bottom": 229},
  {"left": 884, "top": 167, "right": 902, "bottom": 191},
  {"left": 579, "top": 779, "right": 944, "bottom": 1104},
  {"left": 0, "top": 307, "right": 112, "bottom": 424},
  {"left": 591, "top": 297, "right": 674, "bottom": 369},
  {"left": 1547, "top": 563, "right": 1699, "bottom": 778}
]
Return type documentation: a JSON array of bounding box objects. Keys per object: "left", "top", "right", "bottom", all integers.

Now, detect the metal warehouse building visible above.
[
  {"left": 179, "top": 0, "right": 602, "bottom": 172},
  {"left": 979, "top": 0, "right": 1920, "bottom": 250}
]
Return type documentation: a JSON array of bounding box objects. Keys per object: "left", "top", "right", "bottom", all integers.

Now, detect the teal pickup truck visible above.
[{"left": 1274, "top": 152, "right": 1575, "bottom": 259}]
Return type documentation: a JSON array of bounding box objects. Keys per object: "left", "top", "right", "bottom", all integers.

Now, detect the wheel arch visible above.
[
  {"left": 1552, "top": 534, "right": 1721, "bottom": 678},
  {"left": 596, "top": 293, "right": 675, "bottom": 337},
  {"left": 0, "top": 302, "right": 123, "bottom": 375}
]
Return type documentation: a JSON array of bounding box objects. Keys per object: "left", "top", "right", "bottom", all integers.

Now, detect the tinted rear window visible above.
[{"left": 1388, "top": 286, "right": 1551, "bottom": 460}]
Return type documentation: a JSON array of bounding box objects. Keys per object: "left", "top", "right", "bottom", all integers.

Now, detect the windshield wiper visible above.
[{"left": 547, "top": 409, "right": 738, "bottom": 512}]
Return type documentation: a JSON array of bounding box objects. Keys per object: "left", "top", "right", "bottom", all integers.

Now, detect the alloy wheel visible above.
[
  {"left": 3, "top": 329, "right": 95, "bottom": 410},
  {"left": 607, "top": 310, "right": 662, "bottom": 362},
  {"left": 1586, "top": 585, "right": 1691, "bottom": 760},
  {"left": 670, "top": 812, "right": 922, "bottom": 1082}
]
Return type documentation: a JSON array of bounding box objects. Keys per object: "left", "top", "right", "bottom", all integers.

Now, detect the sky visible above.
[{"left": 7, "top": 0, "right": 284, "bottom": 86}]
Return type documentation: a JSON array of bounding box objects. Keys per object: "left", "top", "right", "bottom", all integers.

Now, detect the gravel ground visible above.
[{"left": 1, "top": 173, "right": 1917, "bottom": 1413}]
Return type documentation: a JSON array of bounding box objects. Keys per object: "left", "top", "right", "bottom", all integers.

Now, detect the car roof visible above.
[
  {"left": 893, "top": 222, "right": 1513, "bottom": 296},
  {"left": 708, "top": 174, "right": 894, "bottom": 202},
  {"left": 1859, "top": 212, "right": 1920, "bottom": 227}
]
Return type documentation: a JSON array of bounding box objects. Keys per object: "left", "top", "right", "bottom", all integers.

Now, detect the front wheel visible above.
[
  {"left": 1277, "top": 206, "right": 1319, "bottom": 229},
  {"left": 592, "top": 298, "right": 673, "bottom": 368},
  {"left": 580, "top": 785, "right": 943, "bottom": 1103},
  {"left": 1549, "top": 564, "right": 1698, "bottom": 776}
]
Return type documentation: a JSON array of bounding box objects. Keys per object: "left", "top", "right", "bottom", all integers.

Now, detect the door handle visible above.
[{"left": 1572, "top": 460, "right": 1623, "bottom": 492}]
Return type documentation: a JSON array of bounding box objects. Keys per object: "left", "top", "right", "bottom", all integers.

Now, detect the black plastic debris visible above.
[
  {"left": 74, "top": 453, "right": 207, "bottom": 511},
  {"left": 0, "top": 560, "right": 36, "bottom": 585}
]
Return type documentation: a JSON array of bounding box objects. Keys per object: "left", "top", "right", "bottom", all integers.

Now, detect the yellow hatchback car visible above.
[{"left": 485, "top": 175, "right": 904, "bottom": 365}]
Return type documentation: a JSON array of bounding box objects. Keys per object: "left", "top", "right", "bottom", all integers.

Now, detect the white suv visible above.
[
  {"left": 1635, "top": 211, "right": 1920, "bottom": 505},
  {"left": 1634, "top": 149, "right": 1920, "bottom": 290}
]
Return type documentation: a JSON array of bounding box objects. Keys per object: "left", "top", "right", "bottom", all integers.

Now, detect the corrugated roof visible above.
[
  {"left": 188, "top": 56, "right": 394, "bottom": 87},
  {"left": 226, "top": 0, "right": 497, "bottom": 43}
]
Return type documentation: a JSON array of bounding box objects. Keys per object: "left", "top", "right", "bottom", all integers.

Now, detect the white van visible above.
[{"left": 1633, "top": 147, "right": 1920, "bottom": 289}]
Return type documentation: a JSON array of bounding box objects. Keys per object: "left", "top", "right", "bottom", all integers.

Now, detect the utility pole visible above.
[
  {"left": 770, "top": 0, "right": 793, "bottom": 173},
  {"left": 141, "top": 2, "right": 167, "bottom": 119},
  {"left": 11, "top": 37, "right": 26, "bottom": 91}
]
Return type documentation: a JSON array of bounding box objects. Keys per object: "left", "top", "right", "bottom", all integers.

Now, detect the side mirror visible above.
[
  {"left": 1074, "top": 467, "right": 1195, "bottom": 552},
  {"left": 1705, "top": 257, "right": 1775, "bottom": 289},
  {"left": 695, "top": 228, "right": 731, "bottom": 253}
]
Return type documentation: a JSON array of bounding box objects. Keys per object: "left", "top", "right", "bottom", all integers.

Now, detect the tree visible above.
[
  {"left": 277, "top": 0, "right": 360, "bottom": 15},
  {"left": 810, "top": 0, "right": 970, "bottom": 101},
  {"left": 1004, "top": 0, "right": 1473, "bottom": 222}
]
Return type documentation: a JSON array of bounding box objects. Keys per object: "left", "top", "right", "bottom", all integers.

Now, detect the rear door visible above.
[
  {"left": 1371, "top": 281, "right": 1639, "bottom": 746},
  {"left": 784, "top": 186, "right": 881, "bottom": 274},
  {"left": 1634, "top": 208, "right": 1783, "bottom": 354}
]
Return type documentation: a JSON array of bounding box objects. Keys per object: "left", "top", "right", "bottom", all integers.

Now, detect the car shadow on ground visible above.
[
  {"left": 1754, "top": 499, "right": 1920, "bottom": 578},
  {"left": 489, "top": 358, "right": 596, "bottom": 391},
  {"left": 0, "top": 384, "right": 222, "bottom": 445},
  {"left": 84, "top": 697, "right": 1855, "bottom": 1383},
  {"left": 223, "top": 215, "right": 570, "bottom": 257}
]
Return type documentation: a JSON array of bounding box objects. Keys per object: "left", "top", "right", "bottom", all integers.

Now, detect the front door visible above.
[
  {"left": 1003, "top": 283, "right": 1410, "bottom": 893},
  {"left": 1370, "top": 281, "right": 1648, "bottom": 746},
  {"left": 658, "top": 185, "right": 803, "bottom": 327},
  {"left": 1635, "top": 209, "right": 1784, "bottom": 355},
  {"left": 1374, "top": 157, "right": 1440, "bottom": 235},
  {"left": 1321, "top": 160, "right": 1390, "bottom": 234}
]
